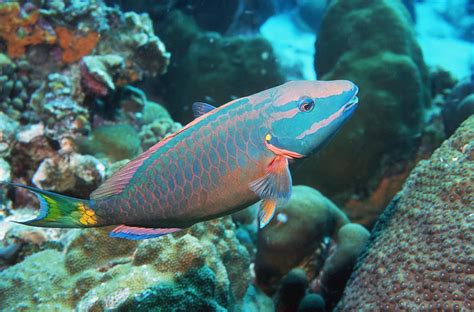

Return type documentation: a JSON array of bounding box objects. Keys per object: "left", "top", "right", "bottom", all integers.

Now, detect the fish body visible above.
[{"left": 6, "top": 80, "right": 359, "bottom": 239}]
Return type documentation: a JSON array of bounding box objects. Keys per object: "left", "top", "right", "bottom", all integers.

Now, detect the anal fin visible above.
[
  {"left": 258, "top": 199, "right": 277, "bottom": 228},
  {"left": 110, "top": 225, "right": 182, "bottom": 240}
]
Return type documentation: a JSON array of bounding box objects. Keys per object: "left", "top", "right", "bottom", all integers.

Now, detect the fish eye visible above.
[{"left": 298, "top": 97, "right": 314, "bottom": 112}]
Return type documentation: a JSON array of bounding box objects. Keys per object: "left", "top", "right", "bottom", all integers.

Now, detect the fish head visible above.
[{"left": 266, "top": 80, "right": 359, "bottom": 158}]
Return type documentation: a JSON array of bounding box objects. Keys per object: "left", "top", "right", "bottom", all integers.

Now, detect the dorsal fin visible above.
[
  {"left": 192, "top": 102, "right": 216, "bottom": 118},
  {"left": 90, "top": 135, "right": 175, "bottom": 200}
]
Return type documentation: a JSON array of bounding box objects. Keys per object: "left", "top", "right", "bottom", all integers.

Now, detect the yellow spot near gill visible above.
[
  {"left": 78, "top": 202, "right": 97, "bottom": 225},
  {"left": 265, "top": 134, "right": 272, "bottom": 142}
]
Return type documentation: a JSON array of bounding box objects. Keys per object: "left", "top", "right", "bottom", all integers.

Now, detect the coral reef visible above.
[
  {"left": 0, "top": 2, "right": 56, "bottom": 58},
  {"left": 294, "top": 0, "right": 431, "bottom": 225},
  {"left": 336, "top": 116, "right": 474, "bottom": 310},
  {"left": 30, "top": 73, "right": 90, "bottom": 141},
  {"left": 254, "top": 186, "right": 370, "bottom": 309},
  {"left": 0, "top": 0, "right": 171, "bottom": 207},
  {"left": 0, "top": 112, "right": 19, "bottom": 158},
  {"left": 255, "top": 185, "right": 350, "bottom": 294},
  {"left": 32, "top": 152, "right": 106, "bottom": 198},
  {"left": 0, "top": 217, "right": 251, "bottom": 310},
  {"left": 0, "top": 54, "right": 38, "bottom": 120},
  {"left": 155, "top": 10, "right": 284, "bottom": 122}
]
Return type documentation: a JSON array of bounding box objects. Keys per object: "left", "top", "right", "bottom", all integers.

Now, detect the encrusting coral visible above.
[
  {"left": 336, "top": 115, "right": 474, "bottom": 311},
  {"left": 55, "top": 26, "right": 100, "bottom": 64},
  {"left": 0, "top": 2, "right": 56, "bottom": 58}
]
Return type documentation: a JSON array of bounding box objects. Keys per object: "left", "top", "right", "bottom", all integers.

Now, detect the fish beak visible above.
[
  {"left": 343, "top": 86, "right": 359, "bottom": 113},
  {"left": 343, "top": 95, "right": 359, "bottom": 113}
]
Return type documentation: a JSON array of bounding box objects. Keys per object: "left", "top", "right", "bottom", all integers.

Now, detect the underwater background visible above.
[{"left": 0, "top": 0, "right": 473, "bottom": 311}]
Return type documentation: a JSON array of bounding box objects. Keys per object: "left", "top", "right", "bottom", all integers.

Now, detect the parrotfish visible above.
[{"left": 4, "top": 80, "right": 359, "bottom": 240}]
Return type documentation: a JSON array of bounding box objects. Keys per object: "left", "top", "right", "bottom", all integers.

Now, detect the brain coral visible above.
[{"left": 336, "top": 116, "right": 474, "bottom": 311}]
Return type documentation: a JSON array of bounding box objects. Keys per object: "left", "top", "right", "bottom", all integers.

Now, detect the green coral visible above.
[
  {"left": 79, "top": 124, "right": 141, "bottom": 162},
  {"left": 295, "top": 0, "right": 431, "bottom": 220},
  {"left": 157, "top": 10, "right": 284, "bottom": 121},
  {"left": 126, "top": 267, "right": 227, "bottom": 311}
]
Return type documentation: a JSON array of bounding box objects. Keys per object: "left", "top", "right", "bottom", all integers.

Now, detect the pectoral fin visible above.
[{"left": 250, "top": 156, "right": 292, "bottom": 228}]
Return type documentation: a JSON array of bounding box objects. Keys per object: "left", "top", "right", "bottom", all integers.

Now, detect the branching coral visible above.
[{"left": 0, "top": 3, "right": 56, "bottom": 58}]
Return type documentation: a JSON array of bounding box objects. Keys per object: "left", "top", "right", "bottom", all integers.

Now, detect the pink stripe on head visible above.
[
  {"left": 274, "top": 80, "right": 354, "bottom": 107},
  {"left": 272, "top": 107, "right": 300, "bottom": 121},
  {"left": 295, "top": 104, "right": 346, "bottom": 140}
]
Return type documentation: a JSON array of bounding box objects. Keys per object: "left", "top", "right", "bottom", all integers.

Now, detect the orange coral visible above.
[
  {"left": 55, "top": 27, "right": 100, "bottom": 64},
  {"left": 0, "top": 2, "right": 56, "bottom": 58}
]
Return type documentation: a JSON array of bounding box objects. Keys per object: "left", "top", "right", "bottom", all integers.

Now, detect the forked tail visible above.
[{"left": 3, "top": 183, "right": 100, "bottom": 228}]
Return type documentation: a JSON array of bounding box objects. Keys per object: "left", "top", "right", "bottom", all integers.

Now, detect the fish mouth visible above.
[{"left": 343, "top": 88, "right": 359, "bottom": 113}]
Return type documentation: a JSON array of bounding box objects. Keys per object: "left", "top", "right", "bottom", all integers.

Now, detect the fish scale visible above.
[
  {"left": 7, "top": 80, "right": 359, "bottom": 240},
  {"left": 94, "top": 97, "right": 271, "bottom": 227}
]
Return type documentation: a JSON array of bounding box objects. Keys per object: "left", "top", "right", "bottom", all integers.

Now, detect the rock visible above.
[
  {"left": 32, "top": 153, "right": 106, "bottom": 198},
  {"left": 80, "top": 54, "right": 124, "bottom": 97},
  {"left": 255, "top": 185, "right": 349, "bottom": 294},
  {"left": 0, "top": 243, "right": 22, "bottom": 267},
  {"left": 318, "top": 223, "right": 369, "bottom": 309},
  {"left": 10, "top": 124, "right": 57, "bottom": 184},
  {"left": 297, "top": 293, "right": 326, "bottom": 312},
  {"left": 442, "top": 77, "right": 474, "bottom": 136},
  {"left": 0, "top": 216, "right": 251, "bottom": 310},
  {"left": 274, "top": 268, "right": 309, "bottom": 312},
  {"left": 336, "top": 116, "right": 474, "bottom": 310},
  {"left": 295, "top": 0, "right": 431, "bottom": 225}
]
